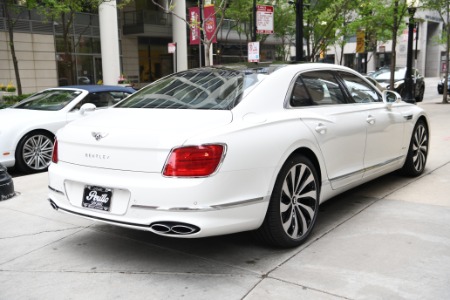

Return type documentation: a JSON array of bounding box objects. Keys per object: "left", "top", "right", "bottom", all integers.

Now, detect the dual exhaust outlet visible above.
[
  {"left": 48, "top": 200, "right": 200, "bottom": 235},
  {"left": 150, "top": 222, "right": 200, "bottom": 235}
]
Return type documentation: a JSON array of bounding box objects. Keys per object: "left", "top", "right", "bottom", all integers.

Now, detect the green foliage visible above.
[
  {"left": 224, "top": 0, "right": 253, "bottom": 37},
  {"left": 0, "top": 94, "right": 32, "bottom": 108}
]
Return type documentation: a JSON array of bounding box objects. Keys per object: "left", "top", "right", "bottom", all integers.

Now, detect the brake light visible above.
[
  {"left": 163, "top": 144, "right": 225, "bottom": 177},
  {"left": 52, "top": 138, "right": 58, "bottom": 164}
]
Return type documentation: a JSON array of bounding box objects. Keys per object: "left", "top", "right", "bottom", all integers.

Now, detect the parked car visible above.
[
  {"left": 0, "top": 85, "right": 135, "bottom": 173},
  {"left": 0, "top": 163, "right": 14, "bottom": 201},
  {"left": 370, "top": 67, "right": 425, "bottom": 102},
  {"left": 437, "top": 74, "right": 450, "bottom": 94},
  {"left": 364, "top": 76, "right": 386, "bottom": 91},
  {"left": 77, "top": 76, "right": 91, "bottom": 85},
  {"left": 48, "top": 64, "right": 429, "bottom": 248}
]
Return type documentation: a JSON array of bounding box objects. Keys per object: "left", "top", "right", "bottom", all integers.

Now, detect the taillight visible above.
[
  {"left": 163, "top": 144, "right": 225, "bottom": 177},
  {"left": 52, "top": 138, "right": 58, "bottom": 164}
]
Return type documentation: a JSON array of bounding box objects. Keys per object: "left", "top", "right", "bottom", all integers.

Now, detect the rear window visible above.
[{"left": 115, "top": 68, "right": 265, "bottom": 110}]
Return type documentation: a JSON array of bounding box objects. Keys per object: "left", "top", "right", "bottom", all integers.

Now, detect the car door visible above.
[
  {"left": 290, "top": 70, "right": 367, "bottom": 190},
  {"left": 337, "top": 71, "right": 405, "bottom": 178}
]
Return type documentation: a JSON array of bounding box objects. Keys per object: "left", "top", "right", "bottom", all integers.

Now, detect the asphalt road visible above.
[{"left": 1, "top": 77, "right": 449, "bottom": 299}]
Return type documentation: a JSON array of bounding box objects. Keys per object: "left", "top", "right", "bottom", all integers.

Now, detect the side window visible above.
[
  {"left": 87, "top": 92, "right": 115, "bottom": 108},
  {"left": 72, "top": 92, "right": 116, "bottom": 110},
  {"left": 290, "top": 77, "right": 315, "bottom": 107},
  {"left": 110, "top": 91, "right": 131, "bottom": 104},
  {"left": 339, "top": 72, "right": 382, "bottom": 103},
  {"left": 300, "top": 71, "right": 346, "bottom": 105}
]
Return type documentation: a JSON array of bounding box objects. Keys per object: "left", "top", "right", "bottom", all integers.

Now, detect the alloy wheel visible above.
[
  {"left": 280, "top": 163, "right": 318, "bottom": 240},
  {"left": 412, "top": 123, "right": 428, "bottom": 172},
  {"left": 22, "top": 134, "right": 54, "bottom": 171}
]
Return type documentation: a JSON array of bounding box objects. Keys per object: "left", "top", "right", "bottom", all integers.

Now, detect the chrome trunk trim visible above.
[{"left": 131, "top": 197, "right": 266, "bottom": 212}]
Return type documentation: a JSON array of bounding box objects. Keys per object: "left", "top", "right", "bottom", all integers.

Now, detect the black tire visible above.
[
  {"left": 400, "top": 120, "right": 428, "bottom": 177},
  {"left": 255, "top": 155, "right": 320, "bottom": 248},
  {"left": 15, "top": 131, "right": 54, "bottom": 173},
  {"left": 415, "top": 85, "right": 425, "bottom": 102}
]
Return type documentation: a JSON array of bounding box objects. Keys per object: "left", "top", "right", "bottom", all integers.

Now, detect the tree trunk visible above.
[
  {"left": 61, "top": 12, "right": 75, "bottom": 85},
  {"left": 5, "top": 2, "right": 22, "bottom": 95},
  {"left": 205, "top": 42, "right": 211, "bottom": 66}
]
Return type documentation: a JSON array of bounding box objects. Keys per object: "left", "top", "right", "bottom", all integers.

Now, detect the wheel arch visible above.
[
  {"left": 16, "top": 128, "right": 56, "bottom": 149},
  {"left": 285, "top": 147, "right": 322, "bottom": 189},
  {"left": 417, "top": 115, "right": 429, "bottom": 127}
]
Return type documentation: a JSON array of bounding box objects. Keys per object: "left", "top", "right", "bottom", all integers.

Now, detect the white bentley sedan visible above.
[{"left": 48, "top": 64, "right": 429, "bottom": 248}]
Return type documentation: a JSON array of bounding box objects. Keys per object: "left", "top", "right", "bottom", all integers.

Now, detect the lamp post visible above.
[
  {"left": 404, "top": 0, "right": 419, "bottom": 104},
  {"left": 288, "top": 0, "right": 304, "bottom": 62}
]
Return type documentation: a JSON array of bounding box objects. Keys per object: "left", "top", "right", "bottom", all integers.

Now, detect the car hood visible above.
[
  {"left": 57, "top": 108, "right": 233, "bottom": 172},
  {"left": 0, "top": 108, "right": 57, "bottom": 126}
]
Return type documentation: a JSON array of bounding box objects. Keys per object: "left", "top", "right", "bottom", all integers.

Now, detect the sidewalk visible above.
[{"left": 1, "top": 93, "right": 449, "bottom": 299}]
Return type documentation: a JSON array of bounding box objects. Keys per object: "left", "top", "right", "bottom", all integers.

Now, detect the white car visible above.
[
  {"left": 0, "top": 85, "right": 135, "bottom": 173},
  {"left": 48, "top": 64, "right": 429, "bottom": 248}
]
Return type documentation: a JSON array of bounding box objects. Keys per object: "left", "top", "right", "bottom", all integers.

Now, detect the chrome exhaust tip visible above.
[
  {"left": 150, "top": 222, "right": 200, "bottom": 235},
  {"left": 171, "top": 225, "right": 197, "bottom": 235},
  {"left": 150, "top": 223, "right": 171, "bottom": 233},
  {"left": 48, "top": 199, "right": 59, "bottom": 210}
]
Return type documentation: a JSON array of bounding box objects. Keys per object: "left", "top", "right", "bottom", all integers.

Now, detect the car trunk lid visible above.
[{"left": 57, "top": 108, "right": 233, "bottom": 172}]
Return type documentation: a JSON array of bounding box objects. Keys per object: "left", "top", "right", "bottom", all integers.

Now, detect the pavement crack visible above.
[
  {"left": 0, "top": 227, "right": 82, "bottom": 240},
  {"left": 246, "top": 277, "right": 354, "bottom": 300},
  {"left": 0, "top": 227, "right": 87, "bottom": 267}
]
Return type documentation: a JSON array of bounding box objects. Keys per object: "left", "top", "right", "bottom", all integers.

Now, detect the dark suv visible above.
[{"left": 370, "top": 67, "right": 425, "bottom": 102}]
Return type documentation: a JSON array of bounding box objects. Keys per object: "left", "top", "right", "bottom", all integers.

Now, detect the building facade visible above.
[{"left": 0, "top": 1, "right": 447, "bottom": 95}]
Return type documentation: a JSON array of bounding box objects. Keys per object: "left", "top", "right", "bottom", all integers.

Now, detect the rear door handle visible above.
[{"left": 366, "top": 115, "right": 376, "bottom": 125}]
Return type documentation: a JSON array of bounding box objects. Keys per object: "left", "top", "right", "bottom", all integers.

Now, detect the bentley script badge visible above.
[{"left": 92, "top": 132, "right": 109, "bottom": 141}]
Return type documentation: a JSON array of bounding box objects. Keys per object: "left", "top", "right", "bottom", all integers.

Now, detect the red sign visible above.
[
  {"left": 168, "top": 43, "right": 176, "bottom": 53},
  {"left": 256, "top": 5, "right": 274, "bottom": 34},
  {"left": 189, "top": 7, "right": 200, "bottom": 45},
  {"left": 203, "top": 5, "right": 217, "bottom": 43},
  {"left": 189, "top": 6, "right": 217, "bottom": 45}
]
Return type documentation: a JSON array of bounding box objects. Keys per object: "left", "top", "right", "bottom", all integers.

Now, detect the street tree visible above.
[
  {"left": 153, "top": 0, "right": 229, "bottom": 66},
  {"left": 3, "top": 0, "right": 27, "bottom": 95},
  {"left": 273, "top": 2, "right": 295, "bottom": 61},
  {"left": 222, "top": 0, "right": 253, "bottom": 60},
  {"left": 349, "top": 0, "right": 408, "bottom": 90},
  {"left": 302, "top": 0, "right": 365, "bottom": 62}
]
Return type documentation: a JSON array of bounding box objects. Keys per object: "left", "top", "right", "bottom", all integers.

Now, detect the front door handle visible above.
[
  {"left": 315, "top": 123, "right": 327, "bottom": 135},
  {"left": 366, "top": 115, "right": 376, "bottom": 125}
]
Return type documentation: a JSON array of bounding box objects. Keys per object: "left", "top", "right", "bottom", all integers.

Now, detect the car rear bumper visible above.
[{"left": 47, "top": 162, "right": 272, "bottom": 237}]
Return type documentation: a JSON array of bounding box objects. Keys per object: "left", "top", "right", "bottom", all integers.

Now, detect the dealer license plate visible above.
[{"left": 82, "top": 185, "right": 112, "bottom": 211}]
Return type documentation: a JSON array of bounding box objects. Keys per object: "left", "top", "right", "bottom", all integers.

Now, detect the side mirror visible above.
[
  {"left": 382, "top": 90, "right": 402, "bottom": 108},
  {"left": 79, "top": 103, "right": 96, "bottom": 115}
]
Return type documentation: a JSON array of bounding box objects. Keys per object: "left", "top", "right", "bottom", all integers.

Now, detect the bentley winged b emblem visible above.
[{"left": 92, "top": 132, "right": 109, "bottom": 141}]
